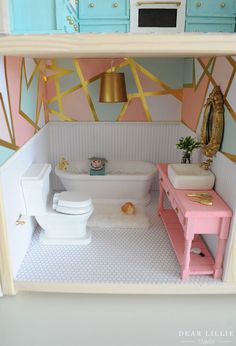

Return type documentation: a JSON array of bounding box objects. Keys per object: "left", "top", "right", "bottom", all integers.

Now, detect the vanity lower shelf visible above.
[{"left": 160, "top": 209, "right": 215, "bottom": 276}]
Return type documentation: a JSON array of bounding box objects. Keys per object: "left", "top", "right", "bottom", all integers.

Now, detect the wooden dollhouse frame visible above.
[
  {"left": 0, "top": 33, "right": 236, "bottom": 295},
  {"left": 0, "top": 34, "right": 236, "bottom": 58}
]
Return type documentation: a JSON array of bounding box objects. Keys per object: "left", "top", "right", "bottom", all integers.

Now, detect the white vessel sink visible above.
[{"left": 167, "top": 164, "right": 215, "bottom": 190}]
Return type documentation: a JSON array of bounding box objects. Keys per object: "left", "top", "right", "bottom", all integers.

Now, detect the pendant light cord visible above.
[{"left": 110, "top": 59, "right": 114, "bottom": 73}]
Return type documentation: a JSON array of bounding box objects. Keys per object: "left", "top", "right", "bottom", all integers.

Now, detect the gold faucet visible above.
[{"left": 200, "top": 159, "right": 213, "bottom": 170}]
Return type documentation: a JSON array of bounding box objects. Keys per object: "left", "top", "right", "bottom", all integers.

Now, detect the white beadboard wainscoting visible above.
[
  {"left": 49, "top": 122, "right": 183, "bottom": 190},
  {"left": 178, "top": 123, "right": 201, "bottom": 163},
  {"left": 0, "top": 126, "right": 50, "bottom": 277}
]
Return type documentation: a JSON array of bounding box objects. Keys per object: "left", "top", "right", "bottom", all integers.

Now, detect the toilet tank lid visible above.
[{"left": 22, "top": 164, "right": 52, "bottom": 181}]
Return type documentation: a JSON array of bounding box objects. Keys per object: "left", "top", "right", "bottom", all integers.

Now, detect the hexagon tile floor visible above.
[{"left": 15, "top": 195, "right": 223, "bottom": 286}]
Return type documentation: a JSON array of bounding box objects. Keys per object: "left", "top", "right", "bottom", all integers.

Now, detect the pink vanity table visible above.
[{"left": 157, "top": 164, "right": 232, "bottom": 280}]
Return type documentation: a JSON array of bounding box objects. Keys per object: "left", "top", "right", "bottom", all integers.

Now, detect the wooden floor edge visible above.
[{"left": 14, "top": 281, "right": 236, "bottom": 295}]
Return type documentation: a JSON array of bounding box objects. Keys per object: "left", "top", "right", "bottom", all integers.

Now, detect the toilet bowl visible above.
[{"left": 21, "top": 164, "right": 93, "bottom": 245}]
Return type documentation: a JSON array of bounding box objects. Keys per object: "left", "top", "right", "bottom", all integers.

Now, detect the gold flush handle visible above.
[
  {"left": 137, "top": 1, "right": 181, "bottom": 6},
  {"left": 196, "top": 2, "right": 202, "bottom": 7},
  {"left": 89, "top": 2, "right": 95, "bottom": 8},
  {"left": 220, "top": 2, "right": 226, "bottom": 7},
  {"left": 113, "top": 2, "right": 119, "bottom": 7},
  {"left": 16, "top": 214, "right": 26, "bottom": 226}
]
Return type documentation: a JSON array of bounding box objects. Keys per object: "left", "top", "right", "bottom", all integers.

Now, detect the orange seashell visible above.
[{"left": 121, "top": 202, "right": 136, "bottom": 215}]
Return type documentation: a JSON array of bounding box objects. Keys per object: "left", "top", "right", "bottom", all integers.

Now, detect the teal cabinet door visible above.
[
  {"left": 187, "top": 0, "right": 235, "bottom": 17},
  {"left": 10, "top": 0, "right": 65, "bottom": 33},
  {"left": 79, "top": 0, "right": 129, "bottom": 19},
  {"left": 185, "top": 0, "right": 236, "bottom": 32},
  {"left": 78, "top": 0, "right": 130, "bottom": 32}
]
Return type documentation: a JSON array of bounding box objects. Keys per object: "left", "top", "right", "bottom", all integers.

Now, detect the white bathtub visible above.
[{"left": 55, "top": 160, "right": 157, "bottom": 205}]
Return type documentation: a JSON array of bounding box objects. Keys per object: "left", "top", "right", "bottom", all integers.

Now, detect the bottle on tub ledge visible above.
[{"left": 89, "top": 157, "right": 107, "bottom": 176}]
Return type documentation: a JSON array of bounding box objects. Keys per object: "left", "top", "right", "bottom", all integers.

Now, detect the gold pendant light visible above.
[{"left": 99, "top": 60, "right": 127, "bottom": 103}]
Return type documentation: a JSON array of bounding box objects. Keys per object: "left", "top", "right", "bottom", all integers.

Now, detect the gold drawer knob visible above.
[
  {"left": 66, "top": 16, "right": 74, "bottom": 25},
  {"left": 113, "top": 2, "right": 119, "bottom": 7},
  {"left": 89, "top": 2, "right": 95, "bottom": 7},
  {"left": 74, "top": 24, "right": 78, "bottom": 31},
  {"left": 196, "top": 1, "right": 202, "bottom": 7},
  {"left": 175, "top": 207, "right": 179, "bottom": 214},
  {"left": 220, "top": 2, "right": 226, "bottom": 7},
  {"left": 167, "top": 191, "right": 170, "bottom": 196}
]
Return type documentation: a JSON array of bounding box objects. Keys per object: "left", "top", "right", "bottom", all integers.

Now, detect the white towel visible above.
[{"left": 88, "top": 203, "right": 149, "bottom": 230}]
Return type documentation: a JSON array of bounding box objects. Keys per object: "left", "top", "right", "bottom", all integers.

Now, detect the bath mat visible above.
[{"left": 88, "top": 203, "right": 150, "bottom": 230}]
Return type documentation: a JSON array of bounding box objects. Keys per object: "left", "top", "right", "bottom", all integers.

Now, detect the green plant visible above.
[{"left": 176, "top": 136, "right": 201, "bottom": 163}]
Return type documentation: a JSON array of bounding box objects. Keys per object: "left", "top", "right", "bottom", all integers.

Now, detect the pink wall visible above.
[
  {"left": 45, "top": 58, "right": 183, "bottom": 123},
  {"left": 182, "top": 56, "right": 236, "bottom": 162},
  {"left": 182, "top": 57, "right": 236, "bottom": 132},
  {"left": 1, "top": 56, "right": 235, "bottom": 165},
  {"left": 0, "top": 57, "right": 48, "bottom": 165}
]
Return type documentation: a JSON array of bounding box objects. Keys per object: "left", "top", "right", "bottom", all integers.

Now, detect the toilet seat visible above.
[
  {"left": 53, "top": 191, "right": 93, "bottom": 215},
  {"left": 56, "top": 204, "right": 93, "bottom": 215}
]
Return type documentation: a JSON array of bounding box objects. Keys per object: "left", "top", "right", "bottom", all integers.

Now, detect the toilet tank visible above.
[{"left": 21, "top": 164, "right": 52, "bottom": 216}]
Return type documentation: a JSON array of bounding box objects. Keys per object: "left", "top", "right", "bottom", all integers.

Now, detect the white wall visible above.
[
  {"left": 210, "top": 152, "right": 236, "bottom": 282},
  {"left": 195, "top": 91, "right": 236, "bottom": 279},
  {"left": 0, "top": 126, "right": 50, "bottom": 277}
]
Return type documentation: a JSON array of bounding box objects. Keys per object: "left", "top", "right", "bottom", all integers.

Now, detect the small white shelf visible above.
[{"left": 1, "top": 33, "right": 236, "bottom": 58}]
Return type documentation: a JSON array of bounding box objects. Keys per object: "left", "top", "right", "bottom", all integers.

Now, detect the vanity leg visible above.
[
  {"left": 182, "top": 236, "right": 193, "bottom": 279},
  {"left": 214, "top": 219, "right": 230, "bottom": 279},
  {"left": 158, "top": 183, "right": 164, "bottom": 215}
]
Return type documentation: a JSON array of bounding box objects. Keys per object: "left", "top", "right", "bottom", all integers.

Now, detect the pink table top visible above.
[{"left": 158, "top": 164, "right": 232, "bottom": 218}]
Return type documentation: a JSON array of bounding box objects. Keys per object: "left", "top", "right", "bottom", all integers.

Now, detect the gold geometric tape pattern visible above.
[{"left": 46, "top": 58, "right": 183, "bottom": 123}]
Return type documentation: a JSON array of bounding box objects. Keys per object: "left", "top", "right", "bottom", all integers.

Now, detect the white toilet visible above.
[{"left": 21, "top": 163, "right": 93, "bottom": 245}]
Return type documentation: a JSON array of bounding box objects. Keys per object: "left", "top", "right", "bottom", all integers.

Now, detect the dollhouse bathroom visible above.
[{"left": 0, "top": 1, "right": 236, "bottom": 296}]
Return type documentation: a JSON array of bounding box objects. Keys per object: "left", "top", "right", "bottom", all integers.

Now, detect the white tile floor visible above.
[{"left": 15, "top": 195, "right": 223, "bottom": 286}]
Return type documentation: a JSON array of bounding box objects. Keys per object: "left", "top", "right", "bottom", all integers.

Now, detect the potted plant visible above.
[{"left": 176, "top": 136, "right": 201, "bottom": 164}]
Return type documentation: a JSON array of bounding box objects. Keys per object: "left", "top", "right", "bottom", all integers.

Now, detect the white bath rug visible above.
[{"left": 88, "top": 203, "right": 150, "bottom": 230}]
